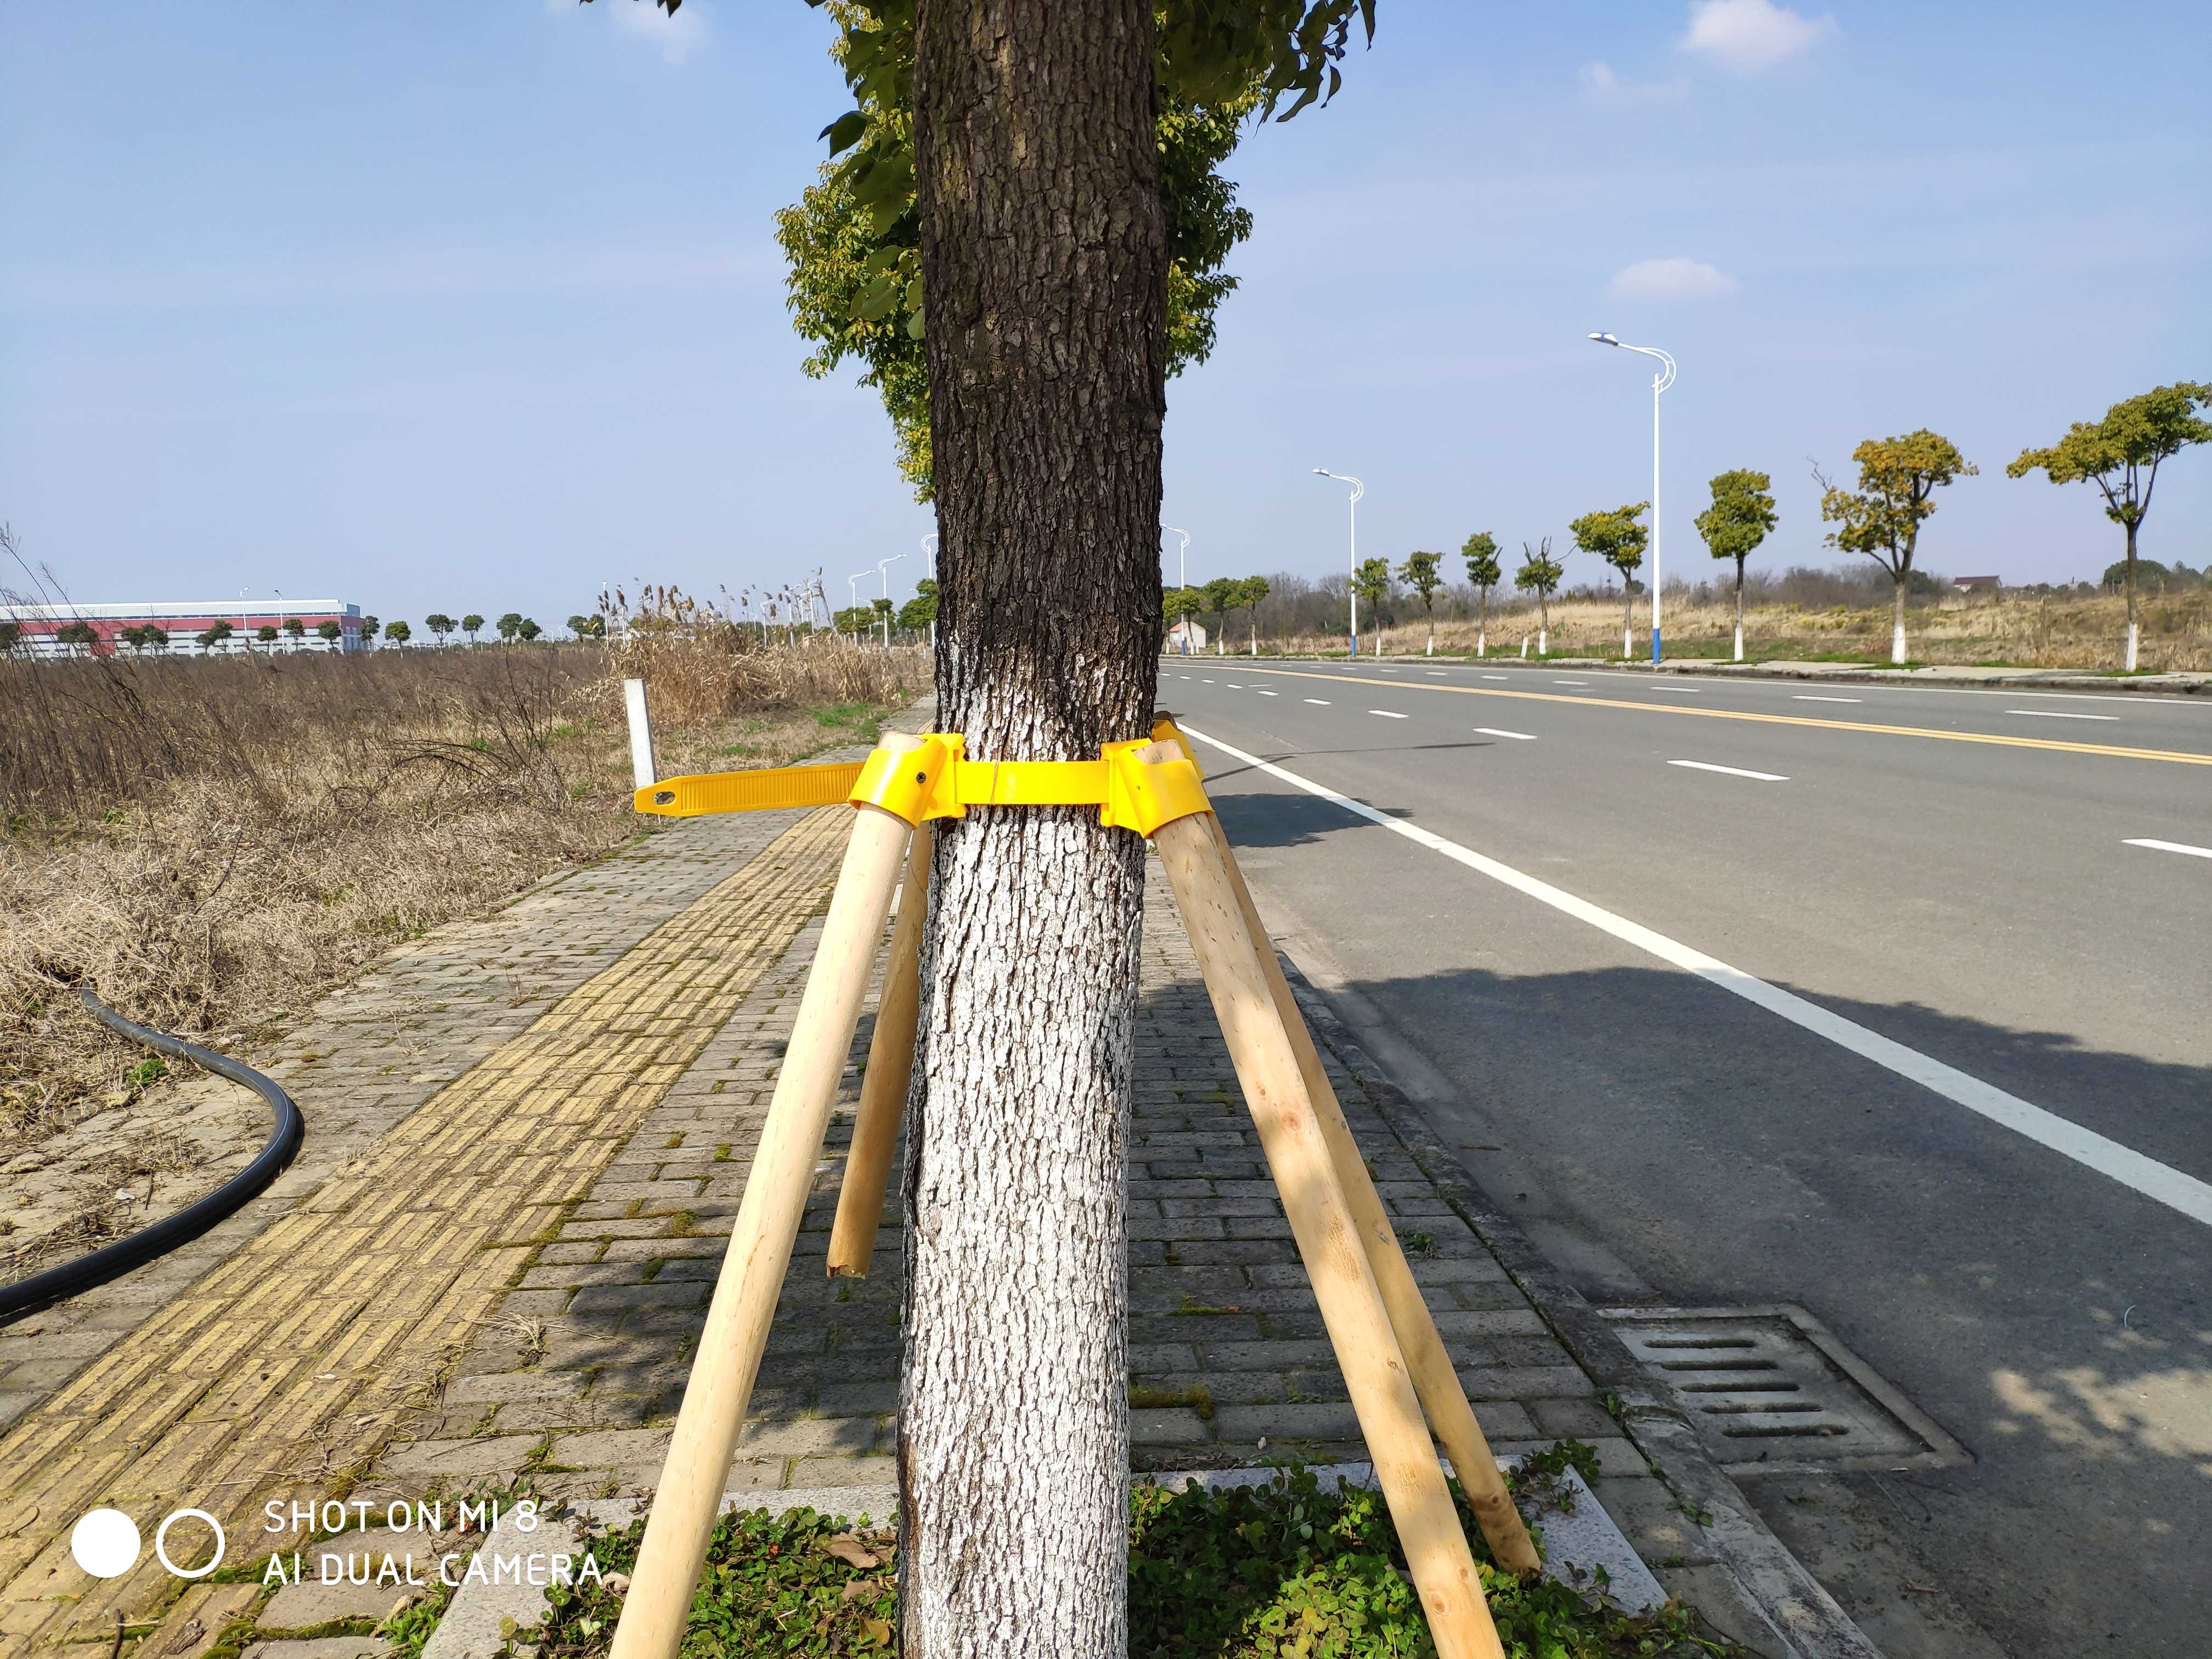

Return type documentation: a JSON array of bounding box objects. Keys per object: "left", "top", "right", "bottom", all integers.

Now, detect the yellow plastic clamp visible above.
[{"left": 636, "top": 726, "right": 1210, "bottom": 838}]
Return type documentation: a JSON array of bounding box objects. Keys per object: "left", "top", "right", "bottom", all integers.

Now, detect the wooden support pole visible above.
[
  {"left": 1139, "top": 741, "right": 1505, "bottom": 1659},
  {"left": 1192, "top": 792, "right": 1539, "bottom": 1575},
  {"left": 608, "top": 736, "right": 920, "bottom": 1659},
  {"left": 826, "top": 819, "right": 933, "bottom": 1277}
]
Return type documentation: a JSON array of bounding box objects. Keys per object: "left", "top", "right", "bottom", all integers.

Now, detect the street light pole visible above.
[
  {"left": 1587, "top": 333, "right": 1676, "bottom": 665},
  {"left": 876, "top": 554, "right": 906, "bottom": 648},
  {"left": 919, "top": 533, "right": 938, "bottom": 651},
  {"left": 1313, "top": 470, "right": 1364, "bottom": 658},
  {"left": 1161, "top": 526, "right": 1189, "bottom": 653}
]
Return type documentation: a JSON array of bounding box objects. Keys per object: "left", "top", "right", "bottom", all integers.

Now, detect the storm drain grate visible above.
[{"left": 1599, "top": 1304, "right": 1970, "bottom": 1476}]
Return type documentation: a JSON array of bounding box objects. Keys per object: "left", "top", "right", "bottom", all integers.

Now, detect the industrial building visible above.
[{"left": 0, "top": 599, "right": 365, "bottom": 659}]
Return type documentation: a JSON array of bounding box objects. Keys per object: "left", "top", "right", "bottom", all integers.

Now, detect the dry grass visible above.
[
  {"left": 2, "top": 610, "right": 924, "bottom": 1283},
  {"left": 1273, "top": 589, "right": 2212, "bottom": 670}
]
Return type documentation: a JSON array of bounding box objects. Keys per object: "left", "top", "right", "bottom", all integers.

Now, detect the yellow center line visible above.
[{"left": 1212, "top": 665, "right": 2212, "bottom": 768}]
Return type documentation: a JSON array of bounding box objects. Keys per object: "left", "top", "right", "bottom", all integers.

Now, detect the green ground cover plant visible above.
[{"left": 520, "top": 1468, "right": 1739, "bottom": 1658}]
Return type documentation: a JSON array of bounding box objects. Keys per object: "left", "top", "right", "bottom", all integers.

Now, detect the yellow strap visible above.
[
  {"left": 634, "top": 724, "right": 1210, "bottom": 839},
  {"left": 633, "top": 762, "right": 864, "bottom": 818}
]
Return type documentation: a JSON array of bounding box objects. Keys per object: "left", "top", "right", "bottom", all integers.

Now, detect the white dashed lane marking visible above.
[
  {"left": 1475, "top": 727, "right": 1538, "bottom": 741},
  {"left": 2008, "top": 709, "right": 2118, "bottom": 721},
  {"left": 1370, "top": 710, "right": 1408, "bottom": 719},
  {"left": 1669, "top": 760, "right": 1788, "bottom": 782},
  {"left": 2124, "top": 838, "right": 2212, "bottom": 861}
]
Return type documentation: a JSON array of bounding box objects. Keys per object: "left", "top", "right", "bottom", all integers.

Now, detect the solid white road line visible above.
[
  {"left": 1669, "top": 760, "right": 1788, "bottom": 782},
  {"left": 2008, "top": 709, "right": 2118, "bottom": 721},
  {"left": 1305, "top": 698, "right": 1331, "bottom": 705},
  {"left": 1476, "top": 727, "right": 1538, "bottom": 741},
  {"left": 1793, "top": 695, "right": 1862, "bottom": 703},
  {"left": 2124, "top": 838, "right": 2212, "bottom": 861},
  {"left": 1178, "top": 723, "right": 2212, "bottom": 1231},
  {"left": 1370, "top": 710, "right": 1408, "bottom": 719}
]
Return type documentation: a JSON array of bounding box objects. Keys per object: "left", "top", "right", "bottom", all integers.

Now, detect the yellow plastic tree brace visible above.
[{"left": 634, "top": 726, "right": 1210, "bottom": 839}]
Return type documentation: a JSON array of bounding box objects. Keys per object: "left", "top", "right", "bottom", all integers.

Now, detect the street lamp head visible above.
[{"left": 1589, "top": 332, "right": 1620, "bottom": 346}]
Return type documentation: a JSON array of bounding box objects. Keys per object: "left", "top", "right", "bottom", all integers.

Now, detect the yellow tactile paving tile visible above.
[{"left": 0, "top": 805, "right": 851, "bottom": 1649}]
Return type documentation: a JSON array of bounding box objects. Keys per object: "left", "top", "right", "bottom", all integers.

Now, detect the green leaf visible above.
[{"left": 820, "top": 110, "right": 868, "bottom": 156}]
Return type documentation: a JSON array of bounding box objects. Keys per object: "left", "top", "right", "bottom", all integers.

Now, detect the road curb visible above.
[{"left": 1277, "top": 956, "right": 1887, "bottom": 1659}]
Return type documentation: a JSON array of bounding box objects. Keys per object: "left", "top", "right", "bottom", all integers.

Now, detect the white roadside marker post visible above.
[{"left": 623, "top": 677, "right": 657, "bottom": 790}]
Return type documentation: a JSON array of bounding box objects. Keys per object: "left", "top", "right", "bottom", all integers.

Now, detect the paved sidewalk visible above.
[{"left": 0, "top": 802, "right": 861, "bottom": 1653}]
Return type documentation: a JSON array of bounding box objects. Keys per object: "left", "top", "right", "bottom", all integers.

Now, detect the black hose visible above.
[{"left": 0, "top": 990, "right": 304, "bottom": 1325}]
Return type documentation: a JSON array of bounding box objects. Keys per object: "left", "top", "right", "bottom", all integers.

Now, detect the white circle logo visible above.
[
  {"left": 154, "top": 1509, "right": 225, "bottom": 1579},
  {"left": 70, "top": 1509, "right": 142, "bottom": 1579}
]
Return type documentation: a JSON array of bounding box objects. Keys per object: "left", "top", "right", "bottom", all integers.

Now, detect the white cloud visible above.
[
  {"left": 1608, "top": 257, "right": 1741, "bottom": 300},
  {"left": 1578, "top": 61, "right": 1690, "bottom": 104},
  {"left": 1679, "top": 0, "right": 1838, "bottom": 72},
  {"left": 568, "top": 0, "right": 710, "bottom": 65}
]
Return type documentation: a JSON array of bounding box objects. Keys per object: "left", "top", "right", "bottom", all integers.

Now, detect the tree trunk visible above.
[
  {"left": 1734, "top": 561, "right": 1745, "bottom": 662},
  {"left": 1249, "top": 609, "right": 1257, "bottom": 656},
  {"left": 1891, "top": 574, "right": 1907, "bottom": 664},
  {"left": 1425, "top": 608, "right": 1435, "bottom": 654},
  {"left": 904, "top": 2, "right": 1165, "bottom": 1651},
  {"left": 1538, "top": 593, "right": 1549, "bottom": 654},
  {"left": 1477, "top": 588, "right": 1488, "bottom": 657},
  {"left": 2124, "top": 523, "right": 2140, "bottom": 671},
  {"left": 1622, "top": 577, "right": 1634, "bottom": 661}
]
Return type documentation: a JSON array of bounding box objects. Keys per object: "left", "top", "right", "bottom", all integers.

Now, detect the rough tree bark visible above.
[{"left": 899, "top": 1, "right": 1166, "bottom": 1651}]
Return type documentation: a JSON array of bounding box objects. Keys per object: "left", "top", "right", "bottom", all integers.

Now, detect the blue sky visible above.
[{"left": 3, "top": 1, "right": 2207, "bottom": 625}]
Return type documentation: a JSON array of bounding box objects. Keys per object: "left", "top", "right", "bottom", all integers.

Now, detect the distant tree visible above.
[
  {"left": 360, "top": 616, "right": 381, "bottom": 645},
  {"left": 897, "top": 578, "right": 939, "bottom": 636},
  {"left": 1353, "top": 557, "right": 1393, "bottom": 652},
  {"left": 1398, "top": 550, "right": 1444, "bottom": 655},
  {"left": 425, "top": 613, "right": 456, "bottom": 646},
  {"left": 1162, "top": 586, "right": 1203, "bottom": 653},
  {"left": 1233, "top": 574, "right": 1269, "bottom": 656},
  {"left": 461, "top": 613, "right": 484, "bottom": 645},
  {"left": 195, "top": 620, "right": 234, "bottom": 652},
  {"left": 566, "top": 614, "right": 594, "bottom": 639},
  {"left": 55, "top": 619, "right": 99, "bottom": 656},
  {"left": 2008, "top": 382, "right": 2212, "bottom": 672},
  {"left": 384, "top": 619, "right": 413, "bottom": 646},
  {"left": 282, "top": 617, "right": 306, "bottom": 646},
  {"left": 834, "top": 603, "right": 877, "bottom": 637},
  {"left": 1568, "top": 501, "right": 1650, "bottom": 661},
  {"left": 1815, "top": 431, "right": 1977, "bottom": 664},
  {"left": 1198, "top": 576, "right": 1239, "bottom": 655},
  {"left": 2102, "top": 558, "right": 2171, "bottom": 591},
  {"left": 518, "top": 617, "right": 543, "bottom": 642},
  {"left": 316, "top": 620, "right": 343, "bottom": 646},
  {"left": 1460, "top": 532, "right": 1501, "bottom": 658},
  {"left": 1695, "top": 470, "right": 1778, "bottom": 662},
  {"left": 144, "top": 625, "right": 170, "bottom": 651},
  {"left": 1514, "top": 538, "right": 1563, "bottom": 653},
  {"left": 496, "top": 612, "right": 524, "bottom": 644},
  {"left": 0, "top": 620, "right": 24, "bottom": 656},
  {"left": 257, "top": 624, "right": 280, "bottom": 646}
]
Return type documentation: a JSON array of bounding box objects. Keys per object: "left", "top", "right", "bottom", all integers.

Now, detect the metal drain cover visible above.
[{"left": 1599, "top": 1304, "right": 1970, "bottom": 1476}]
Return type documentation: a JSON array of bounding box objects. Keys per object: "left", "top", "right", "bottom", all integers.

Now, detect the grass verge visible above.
[{"left": 521, "top": 1467, "right": 1741, "bottom": 1657}]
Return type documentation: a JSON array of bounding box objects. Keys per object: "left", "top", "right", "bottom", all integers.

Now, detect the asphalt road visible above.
[{"left": 1157, "top": 655, "right": 2212, "bottom": 1659}]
